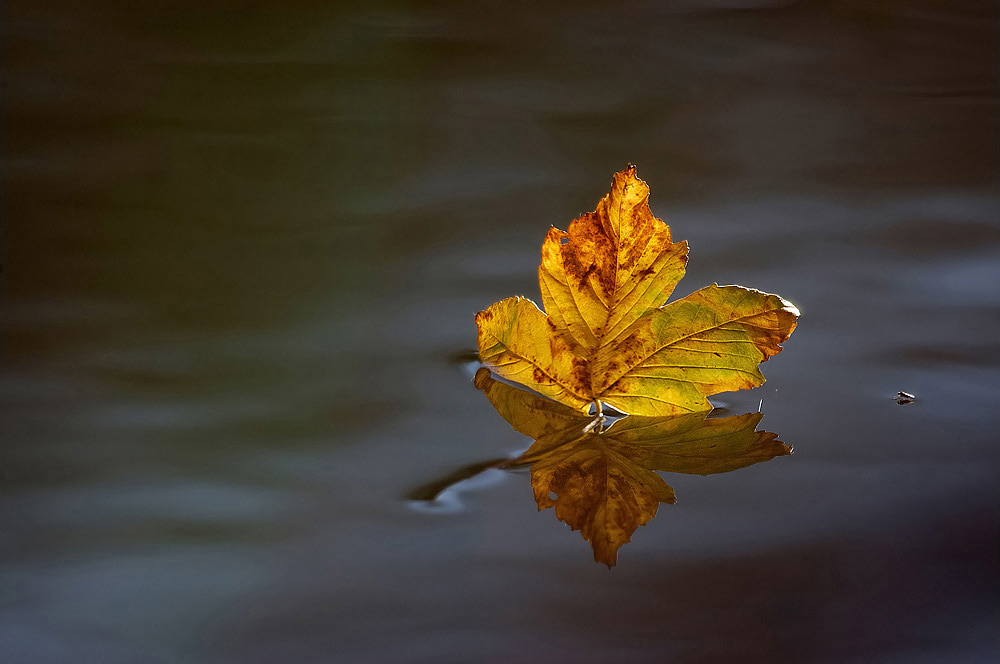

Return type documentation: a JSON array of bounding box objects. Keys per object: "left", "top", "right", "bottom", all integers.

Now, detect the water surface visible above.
[{"left": 3, "top": 1, "right": 999, "bottom": 662}]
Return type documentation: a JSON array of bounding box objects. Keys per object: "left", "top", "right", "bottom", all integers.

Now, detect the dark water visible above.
[{"left": 3, "top": 1, "right": 999, "bottom": 662}]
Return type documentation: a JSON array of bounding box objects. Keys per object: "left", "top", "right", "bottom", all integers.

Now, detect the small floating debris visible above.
[{"left": 895, "top": 391, "right": 916, "bottom": 404}]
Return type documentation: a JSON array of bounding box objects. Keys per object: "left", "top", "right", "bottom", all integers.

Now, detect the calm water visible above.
[{"left": 3, "top": 1, "right": 999, "bottom": 662}]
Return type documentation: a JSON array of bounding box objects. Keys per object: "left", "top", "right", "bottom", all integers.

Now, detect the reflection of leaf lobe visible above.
[{"left": 476, "top": 369, "right": 790, "bottom": 567}]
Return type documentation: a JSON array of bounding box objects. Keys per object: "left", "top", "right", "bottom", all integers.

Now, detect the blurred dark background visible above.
[{"left": 3, "top": 1, "right": 998, "bottom": 663}]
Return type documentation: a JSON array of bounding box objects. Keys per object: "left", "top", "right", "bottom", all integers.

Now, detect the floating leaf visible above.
[
  {"left": 476, "top": 166, "right": 799, "bottom": 416},
  {"left": 476, "top": 369, "right": 790, "bottom": 567}
]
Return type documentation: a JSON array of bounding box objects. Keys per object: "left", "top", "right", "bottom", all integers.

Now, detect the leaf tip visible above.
[
  {"left": 613, "top": 163, "right": 649, "bottom": 191},
  {"left": 781, "top": 297, "right": 801, "bottom": 318}
]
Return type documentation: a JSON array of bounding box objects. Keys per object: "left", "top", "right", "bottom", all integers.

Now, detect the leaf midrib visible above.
[{"left": 596, "top": 293, "right": 782, "bottom": 395}]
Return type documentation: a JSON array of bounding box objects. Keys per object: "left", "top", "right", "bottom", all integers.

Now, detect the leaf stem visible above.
[{"left": 584, "top": 400, "right": 607, "bottom": 434}]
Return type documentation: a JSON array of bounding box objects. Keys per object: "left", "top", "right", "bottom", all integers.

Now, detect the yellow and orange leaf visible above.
[{"left": 476, "top": 166, "right": 799, "bottom": 416}]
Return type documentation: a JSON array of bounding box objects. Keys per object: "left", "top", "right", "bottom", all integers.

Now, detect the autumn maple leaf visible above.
[{"left": 476, "top": 166, "right": 799, "bottom": 417}]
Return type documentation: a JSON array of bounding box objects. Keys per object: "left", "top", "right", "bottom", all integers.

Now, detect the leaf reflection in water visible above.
[{"left": 474, "top": 368, "right": 791, "bottom": 567}]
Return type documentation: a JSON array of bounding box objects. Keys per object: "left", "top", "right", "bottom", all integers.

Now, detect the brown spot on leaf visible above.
[{"left": 570, "top": 357, "right": 592, "bottom": 393}]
